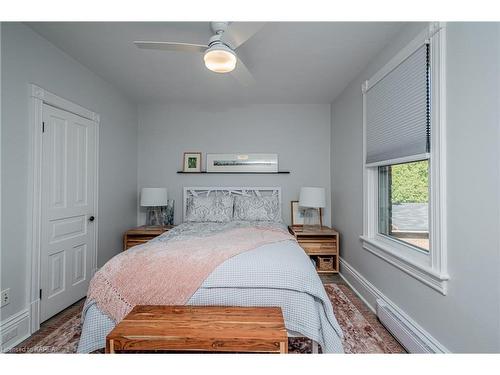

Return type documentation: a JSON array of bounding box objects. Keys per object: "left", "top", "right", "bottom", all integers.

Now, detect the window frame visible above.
[
  {"left": 361, "top": 22, "right": 449, "bottom": 295},
  {"left": 378, "top": 159, "right": 431, "bottom": 253}
]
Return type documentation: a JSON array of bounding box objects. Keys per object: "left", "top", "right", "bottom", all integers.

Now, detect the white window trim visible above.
[{"left": 361, "top": 22, "right": 449, "bottom": 295}]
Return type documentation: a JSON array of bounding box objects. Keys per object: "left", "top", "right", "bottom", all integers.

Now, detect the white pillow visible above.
[
  {"left": 185, "top": 195, "right": 234, "bottom": 222},
  {"left": 233, "top": 195, "right": 281, "bottom": 222}
]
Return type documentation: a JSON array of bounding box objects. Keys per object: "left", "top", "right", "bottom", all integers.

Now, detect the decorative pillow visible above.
[
  {"left": 233, "top": 195, "right": 281, "bottom": 222},
  {"left": 185, "top": 195, "right": 234, "bottom": 223}
]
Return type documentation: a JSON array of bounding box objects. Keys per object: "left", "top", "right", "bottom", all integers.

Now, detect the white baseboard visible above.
[
  {"left": 0, "top": 309, "right": 31, "bottom": 352},
  {"left": 30, "top": 299, "right": 40, "bottom": 334},
  {"left": 339, "top": 257, "right": 449, "bottom": 353},
  {"left": 339, "top": 259, "right": 379, "bottom": 313}
]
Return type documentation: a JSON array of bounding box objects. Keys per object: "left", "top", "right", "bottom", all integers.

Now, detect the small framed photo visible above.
[
  {"left": 183, "top": 152, "right": 202, "bottom": 172},
  {"left": 290, "top": 201, "right": 306, "bottom": 226}
]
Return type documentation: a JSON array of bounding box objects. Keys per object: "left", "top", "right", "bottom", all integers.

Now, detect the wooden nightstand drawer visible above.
[
  {"left": 125, "top": 239, "right": 150, "bottom": 248},
  {"left": 123, "top": 225, "right": 174, "bottom": 251},
  {"left": 298, "top": 241, "right": 337, "bottom": 255}
]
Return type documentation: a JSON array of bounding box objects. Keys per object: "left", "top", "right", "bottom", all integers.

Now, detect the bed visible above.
[{"left": 77, "top": 187, "right": 344, "bottom": 353}]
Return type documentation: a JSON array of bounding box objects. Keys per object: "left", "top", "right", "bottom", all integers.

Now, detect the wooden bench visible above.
[{"left": 106, "top": 305, "right": 288, "bottom": 354}]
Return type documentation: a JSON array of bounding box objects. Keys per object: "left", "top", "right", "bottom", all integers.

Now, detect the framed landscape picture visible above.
[
  {"left": 183, "top": 152, "right": 202, "bottom": 172},
  {"left": 290, "top": 200, "right": 306, "bottom": 226},
  {"left": 206, "top": 153, "right": 278, "bottom": 173}
]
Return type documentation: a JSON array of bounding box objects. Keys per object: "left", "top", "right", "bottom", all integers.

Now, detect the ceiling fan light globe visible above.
[{"left": 204, "top": 46, "right": 237, "bottom": 73}]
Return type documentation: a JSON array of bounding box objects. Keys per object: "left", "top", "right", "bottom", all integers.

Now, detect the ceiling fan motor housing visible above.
[
  {"left": 208, "top": 22, "right": 234, "bottom": 50},
  {"left": 210, "top": 22, "right": 229, "bottom": 34}
]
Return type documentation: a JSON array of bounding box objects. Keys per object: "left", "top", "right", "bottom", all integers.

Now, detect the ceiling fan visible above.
[{"left": 134, "top": 22, "right": 264, "bottom": 86}]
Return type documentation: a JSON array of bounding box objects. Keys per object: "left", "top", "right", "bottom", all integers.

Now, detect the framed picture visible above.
[
  {"left": 290, "top": 200, "right": 306, "bottom": 226},
  {"left": 183, "top": 152, "right": 202, "bottom": 172},
  {"left": 206, "top": 153, "right": 278, "bottom": 173}
]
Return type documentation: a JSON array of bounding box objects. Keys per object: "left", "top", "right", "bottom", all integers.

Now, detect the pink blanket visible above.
[{"left": 86, "top": 226, "right": 294, "bottom": 322}]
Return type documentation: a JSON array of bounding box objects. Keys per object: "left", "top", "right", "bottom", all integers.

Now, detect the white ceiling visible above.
[{"left": 27, "top": 22, "right": 405, "bottom": 105}]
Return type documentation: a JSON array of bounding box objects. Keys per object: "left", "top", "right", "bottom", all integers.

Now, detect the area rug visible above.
[{"left": 11, "top": 283, "right": 405, "bottom": 354}]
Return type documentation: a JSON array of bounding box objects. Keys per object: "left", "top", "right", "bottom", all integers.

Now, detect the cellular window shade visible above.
[{"left": 365, "top": 43, "right": 430, "bottom": 166}]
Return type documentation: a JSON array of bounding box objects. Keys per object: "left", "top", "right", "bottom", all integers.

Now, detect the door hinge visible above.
[
  {"left": 42, "top": 122, "right": 45, "bottom": 133},
  {"left": 39, "top": 289, "right": 42, "bottom": 300}
]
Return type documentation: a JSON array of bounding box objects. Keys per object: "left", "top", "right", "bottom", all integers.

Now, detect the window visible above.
[
  {"left": 378, "top": 160, "right": 429, "bottom": 252},
  {"left": 361, "top": 23, "right": 448, "bottom": 294}
]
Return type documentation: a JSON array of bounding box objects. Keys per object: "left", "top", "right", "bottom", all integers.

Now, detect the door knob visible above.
[{"left": 89, "top": 216, "right": 95, "bottom": 222}]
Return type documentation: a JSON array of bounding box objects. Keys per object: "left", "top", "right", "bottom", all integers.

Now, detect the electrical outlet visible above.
[{"left": 1, "top": 288, "right": 10, "bottom": 307}]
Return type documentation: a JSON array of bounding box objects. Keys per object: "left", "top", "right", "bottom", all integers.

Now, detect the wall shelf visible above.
[{"left": 177, "top": 171, "right": 290, "bottom": 174}]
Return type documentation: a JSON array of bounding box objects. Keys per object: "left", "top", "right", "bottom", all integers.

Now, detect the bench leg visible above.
[
  {"left": 280, "top": 341, "right": 288, "bottom": 354},
  {"left": 312, "top": 340, "right": 319, "bottom": 354},
  {"left": 106, "top": 339, "right": 115, "bottom": 354}
]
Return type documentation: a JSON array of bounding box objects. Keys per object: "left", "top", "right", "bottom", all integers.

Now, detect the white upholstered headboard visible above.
[{"left": 183, "top": 187, "right": 282, "bottom": 222}]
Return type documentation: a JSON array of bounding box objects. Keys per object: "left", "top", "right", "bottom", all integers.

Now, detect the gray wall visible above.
[
  {"left": 0, "top": 23, "right": 138, "bottom": 322},
  {"left": 138, "top": 103, "right": 331, "bottom": 226},
  {"left": 331, "top": 22, "right": 500, "bottom": 352}
]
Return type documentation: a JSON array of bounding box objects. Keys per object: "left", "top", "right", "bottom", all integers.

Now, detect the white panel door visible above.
[{"left": 40, "top": 104, "right": 96, "bottom": 322}]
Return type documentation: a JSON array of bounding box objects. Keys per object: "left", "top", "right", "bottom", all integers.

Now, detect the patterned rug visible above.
[{"left": 11, "top": 283, "right": 405, "bottom": 354}]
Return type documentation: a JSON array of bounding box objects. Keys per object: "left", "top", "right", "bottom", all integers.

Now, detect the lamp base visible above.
[
  {"left": 145, "top": 201, "right": 175, "bottom": 226},
  {"left": 146, "top": 207, "right": 162, "bottom": 226},
  {"left": 302, "top": 207, "right": 322, "bottom": 232}
]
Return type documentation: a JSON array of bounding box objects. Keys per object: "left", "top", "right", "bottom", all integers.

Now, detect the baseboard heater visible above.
[{"left": 376, "top": 299, "right": 434, "bottom": 353}]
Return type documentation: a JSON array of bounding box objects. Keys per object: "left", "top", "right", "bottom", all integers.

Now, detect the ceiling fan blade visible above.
[
  {"left": 134, "top": 41, "right": 207, "bottom": 53},
  {"left": 222, "top": 22, "right": 265, "bottom": 49},
  {"left": 231, "top": 57, "right": 256, "bottom": 86}
]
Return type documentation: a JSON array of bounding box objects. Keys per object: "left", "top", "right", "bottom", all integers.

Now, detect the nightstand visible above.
[
  {"left": 123, "top": 225, "right": 174, "bottom": 251},
  {"left": 288, "top": 226, "right": 339, "bottom": 274}
]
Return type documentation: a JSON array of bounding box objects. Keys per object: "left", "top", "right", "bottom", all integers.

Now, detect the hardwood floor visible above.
[{"left": 319, "top": 273, "right": 345, "bottom": 285}]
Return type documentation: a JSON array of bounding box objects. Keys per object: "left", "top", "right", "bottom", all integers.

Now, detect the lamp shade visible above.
[
  {"left": 140, "top": 188, "right": 168, "bottom": 207},
  {"left": 299, "top": 187, "right": 326, "bottom": 208}
]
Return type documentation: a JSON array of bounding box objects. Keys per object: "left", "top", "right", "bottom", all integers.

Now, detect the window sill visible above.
[{"left": 360, "top": 235, "right": 449, "bottom": 295}]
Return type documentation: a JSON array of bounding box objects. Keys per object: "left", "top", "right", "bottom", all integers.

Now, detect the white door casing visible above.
[
  {"left": 40, "top": 104, "right": 96, "bottom": 322},
  {"left": 28, "top": 84, "right": 99, "bottom": 334}
]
